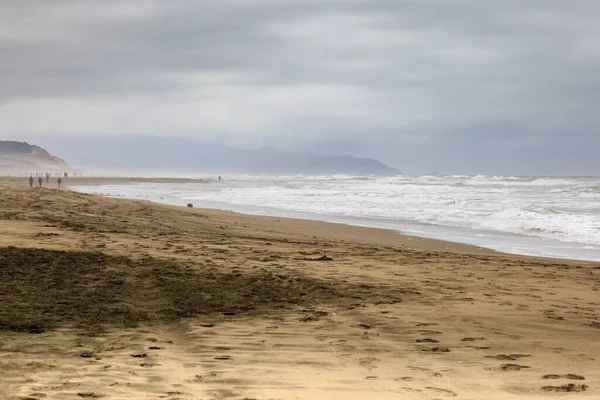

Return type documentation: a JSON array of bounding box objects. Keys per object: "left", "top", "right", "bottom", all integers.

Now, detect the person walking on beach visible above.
[
  {"left": 29, "top": 176, "right": 34, "bottom": 187},
  {"left": 46, "top": 173, "right": 50, "bottom": 183},
  {"left": 57, "top": 177, "right": 62, "bottom": 188},
  {"left": 37, "top": 176, "right": 43, "bottom": 187}
]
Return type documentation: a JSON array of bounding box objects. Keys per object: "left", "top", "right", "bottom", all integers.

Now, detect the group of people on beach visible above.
[{"left": 28, "top": 172, "right": 63, "bottom": 188}]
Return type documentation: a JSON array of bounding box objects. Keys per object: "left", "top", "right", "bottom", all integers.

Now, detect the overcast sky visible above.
[{"left": 1, "top": 0, "right": 599, "bottom": 174}]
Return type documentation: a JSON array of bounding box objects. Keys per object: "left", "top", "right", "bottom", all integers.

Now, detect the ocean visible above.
[{"left": 72, "top": 175, "right": 600, "bottom": 262}]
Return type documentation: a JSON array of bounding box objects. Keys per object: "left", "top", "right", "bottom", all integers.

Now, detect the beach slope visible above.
[{"left": 0, "top": 180, "right": 598, "bottom": 399}]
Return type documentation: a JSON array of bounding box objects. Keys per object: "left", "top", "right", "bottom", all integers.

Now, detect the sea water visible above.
[{"left": 72, "top": 175, "right": 600, "bottom": 261}]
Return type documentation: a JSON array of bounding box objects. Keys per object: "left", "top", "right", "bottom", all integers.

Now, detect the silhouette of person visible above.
[
  {"left": 218, "top": 175, "right": 222, "bottom": 182},
  {"left": 38, "top": 177, "right": 43, "bottom": 187},
  {"left": 46, "top": 173, "right": 50, "bottom": 183},
  {"left": 29, "top": 176, "right": 34, "bottom": 187},
  {"left": 57, "top": 177, "right": 62, "bottom": 188}
]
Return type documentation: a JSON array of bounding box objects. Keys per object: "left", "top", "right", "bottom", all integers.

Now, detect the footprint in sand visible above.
[
  {"left": 461, "top": 337, "right": 485, "bottom": 342},
  {"left": 400, "top": 387, "right": 423, "bottom": 393},
  {"left": 542, "top": 374, "right": 585, "bottom": 380},
  {"left": 361, "top": 332, "right": 379, "bottom": 340},
  {"left": 359, "top": 357, "right": 380, "bottom": 369},
  {"left": 109, "top": 382, "right": 130, "bottom": 387},
  {"left": 486, "top": 354, "right": 530, "bottom": 361},
  {"left": 22, "top": 394, "right": 47, "bottom": 400},
  {"left": 140, "top": 362, "right": 161, "bottom": 367},
  {"left": 77, "top": 393, "right": 105, "bottom": 398},
  {"left": 418, "top": 330, "right": 443, "bottom": 335},
  {"left": 408, "top": 366, "right": 430, "bottom": 372},
  {"left": 420, "top": 347, "right": 451, "bottom": 353},
  {"left": 193, "top": 372, "right": 218, "bottom": 382},
  {"left": 501, "top": 364, "right": 530, "bottom": 371},
  {"left": 426, "top": 387, "right": 458, "bottom": 397},
  {"left": 416, "top": 338, "right": 440, "bottom": 343},
  {"left": 542, "top": 384, "right": 587, "bottom": 392},
  {"left": 487, "top": 354, "right": 516, "bottom": 360}
]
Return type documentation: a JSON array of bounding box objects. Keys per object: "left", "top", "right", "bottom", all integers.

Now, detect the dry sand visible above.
[{"left": 0, "top": 177, "right": 599, "bottom": 400}]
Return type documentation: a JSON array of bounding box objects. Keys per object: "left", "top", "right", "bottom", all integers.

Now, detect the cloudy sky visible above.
[{"left": 1, "top": 0, "right": 599, "bottom": 174}]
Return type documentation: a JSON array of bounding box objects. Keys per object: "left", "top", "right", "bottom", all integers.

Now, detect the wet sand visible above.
[{"left": 0, "top": 178, "right": 599, "bottom": 399}]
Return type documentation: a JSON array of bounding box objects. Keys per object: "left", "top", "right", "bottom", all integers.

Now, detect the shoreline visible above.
[
  {"left": 63, "top": 177, "right": 538, "bottom": 259},
  {"left": 3, "top": 175, "right": 597, "bottom": 263},
  {"left": 1, "top": 175, "right": 500, "bottom": 257},
  {"left": 65, "top": 176, "right": 599, "bottom": 263}
]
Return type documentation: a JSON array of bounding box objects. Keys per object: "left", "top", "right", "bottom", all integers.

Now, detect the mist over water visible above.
[{"left": 73, "top": 175, "right": 600, "bottom": 261}]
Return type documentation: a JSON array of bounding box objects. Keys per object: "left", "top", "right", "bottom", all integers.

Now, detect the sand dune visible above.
[{"left": 0, "top": 179, "right": 598, "bottom": 399}]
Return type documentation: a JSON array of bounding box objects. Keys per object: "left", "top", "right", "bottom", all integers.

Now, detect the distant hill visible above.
[
  {"left": 0, "top": 141, "right": 70, "bottom": 174},
  {"left": 34, "top": 134, "right": 402, "bottom": 176}
]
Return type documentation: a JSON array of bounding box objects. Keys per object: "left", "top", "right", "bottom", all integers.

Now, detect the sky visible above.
[{"left": 0, "top": 0, "right": 599, "bottom": 174}]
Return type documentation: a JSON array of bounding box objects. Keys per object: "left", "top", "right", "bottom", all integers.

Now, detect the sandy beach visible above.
[{"left": 0, "top": 177, "right": 598, "bottom": 400}]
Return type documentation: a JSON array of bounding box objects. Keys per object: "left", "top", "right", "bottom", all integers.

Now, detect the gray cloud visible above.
[{"left": 1, "top": 0, "right": 599, "bottom": 174}]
